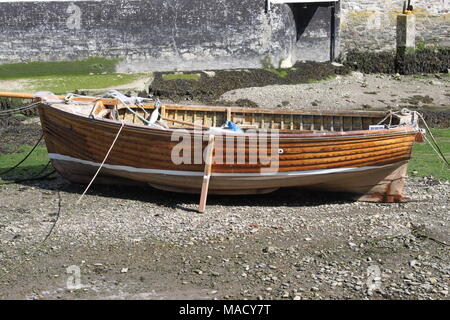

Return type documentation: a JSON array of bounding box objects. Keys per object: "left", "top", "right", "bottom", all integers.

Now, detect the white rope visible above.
[
  {"left": 76, "top": 121, "right": 125, "bottom": 205},
  {"left": 416, "top": 112, "right": 450, "bottom": 168},
  {"left": 424, "top": 135, "right": 448, "bottom": 167},
  {"left": 375, "top": 109, "right": 448, "bottom": 168}
]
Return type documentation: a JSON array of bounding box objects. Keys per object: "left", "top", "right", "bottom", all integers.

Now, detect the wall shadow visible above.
[{"left": 289, "top": 3, "right": 319, "bottom": 42}]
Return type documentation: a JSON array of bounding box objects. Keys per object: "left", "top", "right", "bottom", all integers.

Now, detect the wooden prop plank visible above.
[{"left": 198, "top": 135, "right": 215, "bottom": 213}]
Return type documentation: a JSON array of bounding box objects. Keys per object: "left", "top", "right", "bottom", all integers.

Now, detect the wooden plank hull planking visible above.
[{"left": 37, "top": 101, "right": 420, "bottom": 206}]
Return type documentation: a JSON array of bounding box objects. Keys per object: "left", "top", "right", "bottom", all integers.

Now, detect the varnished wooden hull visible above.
[{"left": 38, "top": 103, "right": 418, "bottom": 202}]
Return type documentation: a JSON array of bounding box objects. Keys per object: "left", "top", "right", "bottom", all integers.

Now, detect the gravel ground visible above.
[
  {"left": 0, "top": 175, "right": 448, "bottom": 300},
  {"left": 221, "top": 72, "right": 450, "bottom": 111},
  {"left": 0, "top": 72, "right": 449, "bottom": 300}
]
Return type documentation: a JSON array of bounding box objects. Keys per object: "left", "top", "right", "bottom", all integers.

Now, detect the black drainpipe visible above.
[{"left": 330, "top": 1, "right": 336, "bottom": 61}]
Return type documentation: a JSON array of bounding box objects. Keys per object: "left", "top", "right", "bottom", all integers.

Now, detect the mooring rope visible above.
[
  {"left": 0, "top": 101, "right": 41, "bottom": 117},
  {"left": 1, "top": 161, "right": 56, "bottom": 185},
  {"left": 75, "top": 121, "right": 125, "bottom": 205},
  {"left": 417, "top": 113, "right": 450, "bottom": 168},
  {"left": 376, "top": 109, "right": 449, "bottom": 168}
]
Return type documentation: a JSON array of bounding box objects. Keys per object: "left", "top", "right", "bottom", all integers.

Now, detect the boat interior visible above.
[{"left": 84, "top": 101, "right": 403, "bottom": 134}]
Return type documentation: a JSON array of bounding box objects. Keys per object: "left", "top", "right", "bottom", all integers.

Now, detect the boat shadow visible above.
[{"left": 12, "top": 174, "right": 356, "bottom": 211}]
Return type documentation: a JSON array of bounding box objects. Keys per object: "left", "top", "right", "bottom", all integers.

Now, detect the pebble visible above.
[{"left": 263, "top": 247, "right": 277, "bottom": 254}]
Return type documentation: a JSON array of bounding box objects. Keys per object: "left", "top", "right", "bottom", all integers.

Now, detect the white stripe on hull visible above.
[{"left": 48, "top": 153, "right": 400, "bottom": 177}]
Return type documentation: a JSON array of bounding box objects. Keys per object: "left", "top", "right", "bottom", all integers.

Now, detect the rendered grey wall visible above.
[{"left": 0, "top": 0, "right": 337, "bottom": 71}]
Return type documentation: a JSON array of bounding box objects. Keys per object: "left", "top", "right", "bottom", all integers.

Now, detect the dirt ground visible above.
[{"left": 0, "top": 70, "right": 449, "bottom": 300}]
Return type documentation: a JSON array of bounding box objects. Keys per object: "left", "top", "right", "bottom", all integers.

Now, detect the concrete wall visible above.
[
  {"left": 340, "top": 0, "right": 450, "bottom": 52},
  {"left": 0, "top": 0, "right": 338, "bottom": 72},
  {"left": 0, "top": 1, "right": 447, "bottom": 70}
]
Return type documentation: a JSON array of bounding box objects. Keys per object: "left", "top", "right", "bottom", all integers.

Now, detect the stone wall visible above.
[
  {"left": 0, "top": 0, "right": 337, "bottom": 72},
  {"left": 340, "top": 0, "right": 450, "bottom": 53}
]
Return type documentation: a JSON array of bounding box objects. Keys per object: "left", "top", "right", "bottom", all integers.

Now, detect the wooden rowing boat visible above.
[{"left": 0, "top": 91, "right": 424, "bottom": 211}]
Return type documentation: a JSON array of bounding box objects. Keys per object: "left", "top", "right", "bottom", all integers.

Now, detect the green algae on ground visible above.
[
  {"left": 28, "top": 73, "right": 146, "bottom": 95},
  {"left": 266, "top": 69, "right": 289, "bottom": 78},
  {"left": 162, "top": 73, "right": 201, "bottom": 81},
  {"left": 0, "top": 145, "right": 53, "bottom": 184},
  {"left": 307, "top": 75, "right": 336, "bottom": 83},
  {"left": 0, "top": 57, "right": 148, "bottom": 95},
  {"left": 0, "top": 57, "right": 121, "bottom": 79},
  {"left": 266, "top": 67, "right": 299, "bottom": 78}
]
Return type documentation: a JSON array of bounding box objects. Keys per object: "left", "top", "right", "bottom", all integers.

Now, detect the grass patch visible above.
[
  {"left": 162, "top": 73, "right": 201, "bottom": 81},
  {"left": 0, "top": 57, "right": 121, "bottom": 79},
  {"left": 28, "top": 73, "right": 146, "bottom": 94},
  {"left": 409, "top": 128, "right": 450, "bottom": 181},
  {"left": 0, "top": 145, "right": 52, "bottom": 184}
]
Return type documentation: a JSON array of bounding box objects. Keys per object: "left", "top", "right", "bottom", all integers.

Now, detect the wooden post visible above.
[
  {"left": 198, "top": 135, "right": 215, "bottom": 213},
  {"left": 160, "top": 105, "right": 166, "bottom": 118}
]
